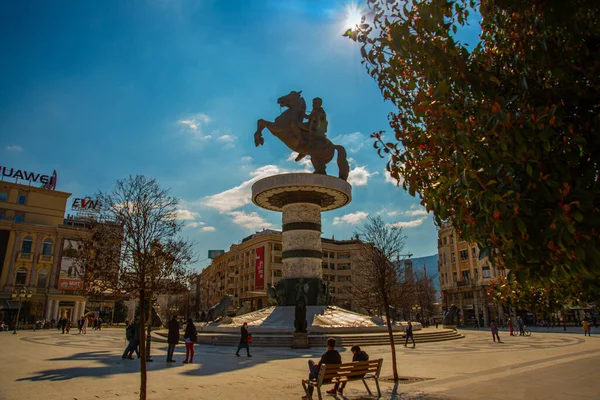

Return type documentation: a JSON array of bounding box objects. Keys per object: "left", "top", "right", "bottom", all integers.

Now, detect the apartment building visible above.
[
  {"left": 198, "top": 230, "right": 361, "bottom": 312},
  {"left": 438, "top": 222, "right": 506, "bottom": 327}
]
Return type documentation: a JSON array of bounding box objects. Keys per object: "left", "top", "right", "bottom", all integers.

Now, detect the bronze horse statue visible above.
[{"left": 254, "top": 91, "right": 350, "bottom": 180}]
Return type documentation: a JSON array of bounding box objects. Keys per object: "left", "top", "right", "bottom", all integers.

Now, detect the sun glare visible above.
[{"left": 344, "top": 3, "right": 364, "bottom": 30}]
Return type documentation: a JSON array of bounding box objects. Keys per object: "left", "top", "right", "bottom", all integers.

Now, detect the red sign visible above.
[
  {"left": 58, "top": 278, "right": 84, "bottom": 291},
  {"left": 255, "top": 246, "right": 265, "bottom": 290}
]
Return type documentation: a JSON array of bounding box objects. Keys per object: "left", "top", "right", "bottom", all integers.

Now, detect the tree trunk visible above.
[
  {"left": 383, "top": 295, "right": 399, "bottom": 381},
  {"left": 139, "top": 290, "right": 147, "bottom": 400}
]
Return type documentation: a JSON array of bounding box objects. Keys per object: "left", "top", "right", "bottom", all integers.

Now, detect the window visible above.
[
  {"left": 451, "top": 252, "right": 456, "bottom": 263},
  {"left": 453, "top": 272, "right": 457, "bottom": 282},
  {"left": 337, "top": 252, "right": 350, "bottom": 259},
  {"left": 463, "top": 291, "right": 474, "bottom": 299},
  {"left": 42, "top": 238, "right": 53, "bottom": 255},
  {"left": 18, "top": 195, "right": 26, "bottom": 205},
  {"left": 482, "top": 266, "right": 491, "bottom": 278},
  {"left": 462, "top": 270, "right": 470, "bottom": 281},
  {"left": 337, "top": 264, "right": 350, "bottom": 271},
  {"left": 0, "top": 209, "right": 4, "bottom": 220},
  {"left": 460, "top": 249, "right": 469, "bottom": 261},
  {"left": 0, "top": 192, "right": 7, "bottom": 201},
  {"left": 472, "top": 247, "right": 478, "bottom": 259},
  {"left": 443, "top": 236, "right": 447, "bottom": 245},
  {"left": 36, "top": 269, "right": 48, "bottom": 288},
  {"left": 450, "top": 236, "right": 454, "bottom": 244},
  {"left": 273, "top": 244, "right": 281, "bottom": 251},
  {"left": 15, "top": 215, "right": 24, "bottom": 223},
  {"left": 273, "top": 269, "right": 282, "bottom": 277},
  {"left": 20, "top": 236, "right": 33, "bottom": 253},
  {"left": 338, "top": 276, "right": 351, "bottom": 282},
  {"left": 15, "top": 267, "right": 27, "bottom": 286},
  {"left": 475, "top": 268, "right": 479, "bottom": 279}
]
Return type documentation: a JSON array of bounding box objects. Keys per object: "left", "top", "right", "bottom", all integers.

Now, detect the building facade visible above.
[
  {"left": 198, "top": 230, "right": 361, "bottom": 312},
  {"left": 0, "top": 181, "right": 92, "bottom": 327},
  {"left": 438, "top": 222, "right": 506, "bottom": 327}
]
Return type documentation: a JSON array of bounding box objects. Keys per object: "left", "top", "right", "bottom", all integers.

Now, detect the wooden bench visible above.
[{"left": 302, "top": 359, "right": 383, "bottom": 400}]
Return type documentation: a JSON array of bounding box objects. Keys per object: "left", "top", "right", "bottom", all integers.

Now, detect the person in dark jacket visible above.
[
  {"left": 328, "top": 345, "right": 369, "bottom": 395},
  {"left": 235, "top": 322, "right": 252, "bottom": 357},
  {"left": 166, "top": 315, "right": 179, "bottom": 362},
  {"left": 404, "top": 321, "right": 416, "bottom": 348},
  {"left": 302, "top": 337, "right": 342, "bottom": 399},
  {"left": 183, "top": 318, "right": 198, "bottom": 363},
  {"left": 122, "top": 317, "right": 140, "bottom": 359}
]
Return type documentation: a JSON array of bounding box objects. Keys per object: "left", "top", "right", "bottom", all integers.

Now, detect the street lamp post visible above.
[{"left": 12, "top": 287, "right": 33, "bottom": 335}]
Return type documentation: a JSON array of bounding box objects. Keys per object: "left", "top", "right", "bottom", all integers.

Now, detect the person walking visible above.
[
  {"left": 404, "top": 321, "right": 416, "bottom": 348},
  {"left": 491, "top": 320, "right": 502, "bottom": 342},
  {"left": 183, "top": 318, "right": 198, "bottom": 364},
  {"left": 235, "top": 322, "right": 252, "bottom": 357},
  {"left": 583, "top": 319, "right": 591, "bottom": 336},
  {"left": 166, "top": 315, "right": 179, "bottom": 363},
  {"left": 327, "top": 345, "right": 369, "bottom": 395},
  {"left": 517, "top": 316, "right": 525, "bottom": 336},
  {"left": 122, "top": 317, "right": 140, "bottom": 359},
  {"left": 97, "top": 318, "right": 102, "bottom": 331},
  {"left": 508, "top": 317, "right": 514, "bottom": 336},
  {"left": 82, "top": 316, "right": 88, "bottom": 334},
  {"left": 77, "top": 317, "right": 83, "bottom": 334},
  {"left": 302, "top": 337, "right": 342, "bottom": 399}
]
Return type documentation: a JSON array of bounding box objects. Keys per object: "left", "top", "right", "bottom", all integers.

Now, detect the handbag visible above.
[{"left": 247, "top": 334, "right": 253, "bottom": 344}]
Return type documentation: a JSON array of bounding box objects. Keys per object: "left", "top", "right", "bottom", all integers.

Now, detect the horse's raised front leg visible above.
[{"left": 254, "top": 119, "right": 267, "bottom": 147}]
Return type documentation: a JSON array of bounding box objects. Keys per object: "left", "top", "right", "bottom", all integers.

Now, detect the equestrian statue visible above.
[{"left": 254, "top": 91, "right": 350, "bottom": 180}]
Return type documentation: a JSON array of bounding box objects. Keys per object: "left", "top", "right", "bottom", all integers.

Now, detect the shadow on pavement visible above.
[{"left": 15, "top": 345, "right": 324, "bottom": 382}]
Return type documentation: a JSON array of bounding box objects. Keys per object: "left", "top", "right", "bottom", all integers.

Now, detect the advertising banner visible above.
[
  {"left": 58, "top": 240, "right": 84, "bottom": 291},
  {"left": 207, "top": 250, "right": 225, "bottom": 259},
  {"left": 255, "top": 246, "right": 265, "bottom": 290}
]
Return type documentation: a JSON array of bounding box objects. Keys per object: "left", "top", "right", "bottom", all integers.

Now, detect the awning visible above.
[{"left": 0, "top": 300, "right": 21, "bottom": 310}]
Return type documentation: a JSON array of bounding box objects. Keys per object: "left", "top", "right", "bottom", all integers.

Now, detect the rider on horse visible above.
[{"left": 295, "top": 97, "right": 328, "bottom": 161}]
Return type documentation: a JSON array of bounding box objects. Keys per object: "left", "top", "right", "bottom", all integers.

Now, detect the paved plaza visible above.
[{"left": 0, "top": 328, "right": 598, "bottom": 400}]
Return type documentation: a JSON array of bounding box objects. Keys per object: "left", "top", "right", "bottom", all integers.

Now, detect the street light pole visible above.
[{"left": 12, "top": 287, "right": 33, "bottom": 335}]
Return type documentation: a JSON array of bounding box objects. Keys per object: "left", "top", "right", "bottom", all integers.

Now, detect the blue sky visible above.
[{"left": 0, "top": 1, "right": 480, "bottom": 271}]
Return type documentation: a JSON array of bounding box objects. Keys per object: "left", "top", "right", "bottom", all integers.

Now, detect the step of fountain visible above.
[{"left": 152, "top": 329, "right": 463, "bottom": 348}]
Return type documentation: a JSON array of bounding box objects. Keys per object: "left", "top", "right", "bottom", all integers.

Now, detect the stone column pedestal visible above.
[
  {"left": 253, "top": 173, "right": 352, "bottom": 306},
  {"left": 292, "top": 332, "right": 309, "bottom": 349}
]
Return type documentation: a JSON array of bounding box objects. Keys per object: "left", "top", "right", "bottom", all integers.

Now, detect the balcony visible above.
[
  {"left": 457, "top": 280, "right": 473, "bottom": 287},
  {"left": 38, "top": 255, "right": 53, "bottom": 264},
  {"left": 17, "top": 252, "right": 33, "bottom": 262}
]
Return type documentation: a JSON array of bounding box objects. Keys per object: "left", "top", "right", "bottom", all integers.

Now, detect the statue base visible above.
[
  {"left": 292, "top": 332, "right": 309, "bottom": 349},
  {"left": 443, "top": 325, "right": 458, "bottom": 330},
  {"left": 275, "top": 277, "right": 330, "bottom": 306}
]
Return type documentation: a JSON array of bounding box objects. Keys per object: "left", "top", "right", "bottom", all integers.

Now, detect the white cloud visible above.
[
  {"left": 218, "top": 134, "right": 235, "bottom": 143},
  {"left": 387, "top": 211, "right": 400, "bottom": 217},
  {"left": 348, "top": 165, "right": 377, "bottom": 186},
  {"left": 178, "top": 113, "right": 212, "bottom": 140},
  {"left": 201, "top": 226, "right": 216, "bottom": 232},
  {"left": 287, "top": 151, "right": 313, "bottom": 169},
  {"left": 202, "top": 165, "right": 284, "bottom": 212},
  {"left": 186, "top": 221, "right": 206, "bottom": 228},
  {"left": 384, "top": 169, "right": 405, "bottom": 186},
  {"left": 404, "top": 205, "right": 428, "bottom": 217},
  {"left": 388, "top": 217, "right": 427, "bottom": 229},
  {"left": 331, "top": 132, "right": 367, "bottom": 153},
  {"left": 176, "top": 209, "right": 201, "bottom": 220},
  {"left": 333, "top": 211, "right": 369, "bottom": 225},
  {"left": 241, "top": 156, "right": 253, "bottom": 163},
  {"left": 6, "top": 145, "right": 23, "bottom": 152},
  {"left": 228, "top": 211, "right": 274, "bottom": 230}
]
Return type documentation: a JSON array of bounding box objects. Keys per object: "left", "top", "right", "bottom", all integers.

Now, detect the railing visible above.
[
  {"left": 17, "top": 253, "right": 33, "bottom": 262},
  {"left": 38, "top": 255, "right": 53, "bottom": 264},
  {"left": 457, "top": 280, "right": 473, "bottom": 287}
]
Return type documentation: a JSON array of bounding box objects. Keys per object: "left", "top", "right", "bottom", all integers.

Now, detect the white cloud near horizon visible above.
[
  {"left": 186, "top": 221, "right": 206, "bottom": 228},
  {"left": 348, "top": 165, "right": 377, "bottom": 186},
  {"left": 388, "top": 217, "right": 427, "bottom": 229},
  {"left": 202, "top": 164, "right": 283, "bottom": 212},
  {"left": 332, "top": 132, "right": 367, "bottom": 154},
  {"left": 404, "top": 204, "right": 428, "bottom": 217},
  {"left": 229, "top": 211, "right": 274, "bottom": 230},
  {"left": 384, "top": 169, "right": 405, "bottom": 186},
  {"left": 176, "top": 209, "right": 201, "bottom": 220},
  {"left": 201, "top": 226, "right": 216, "bottom": 232},
  {"left": 178, "top": 113, "right": 213, "bottom": 140},
  {"left": 218, "top": 134, "right": 235, "bottom": 143},
  {"left": 333, "top": 211, "right": 369, "bottom": 225},
  {"left": 6, "top": 145, "right": 23, "bottom": 152}
]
